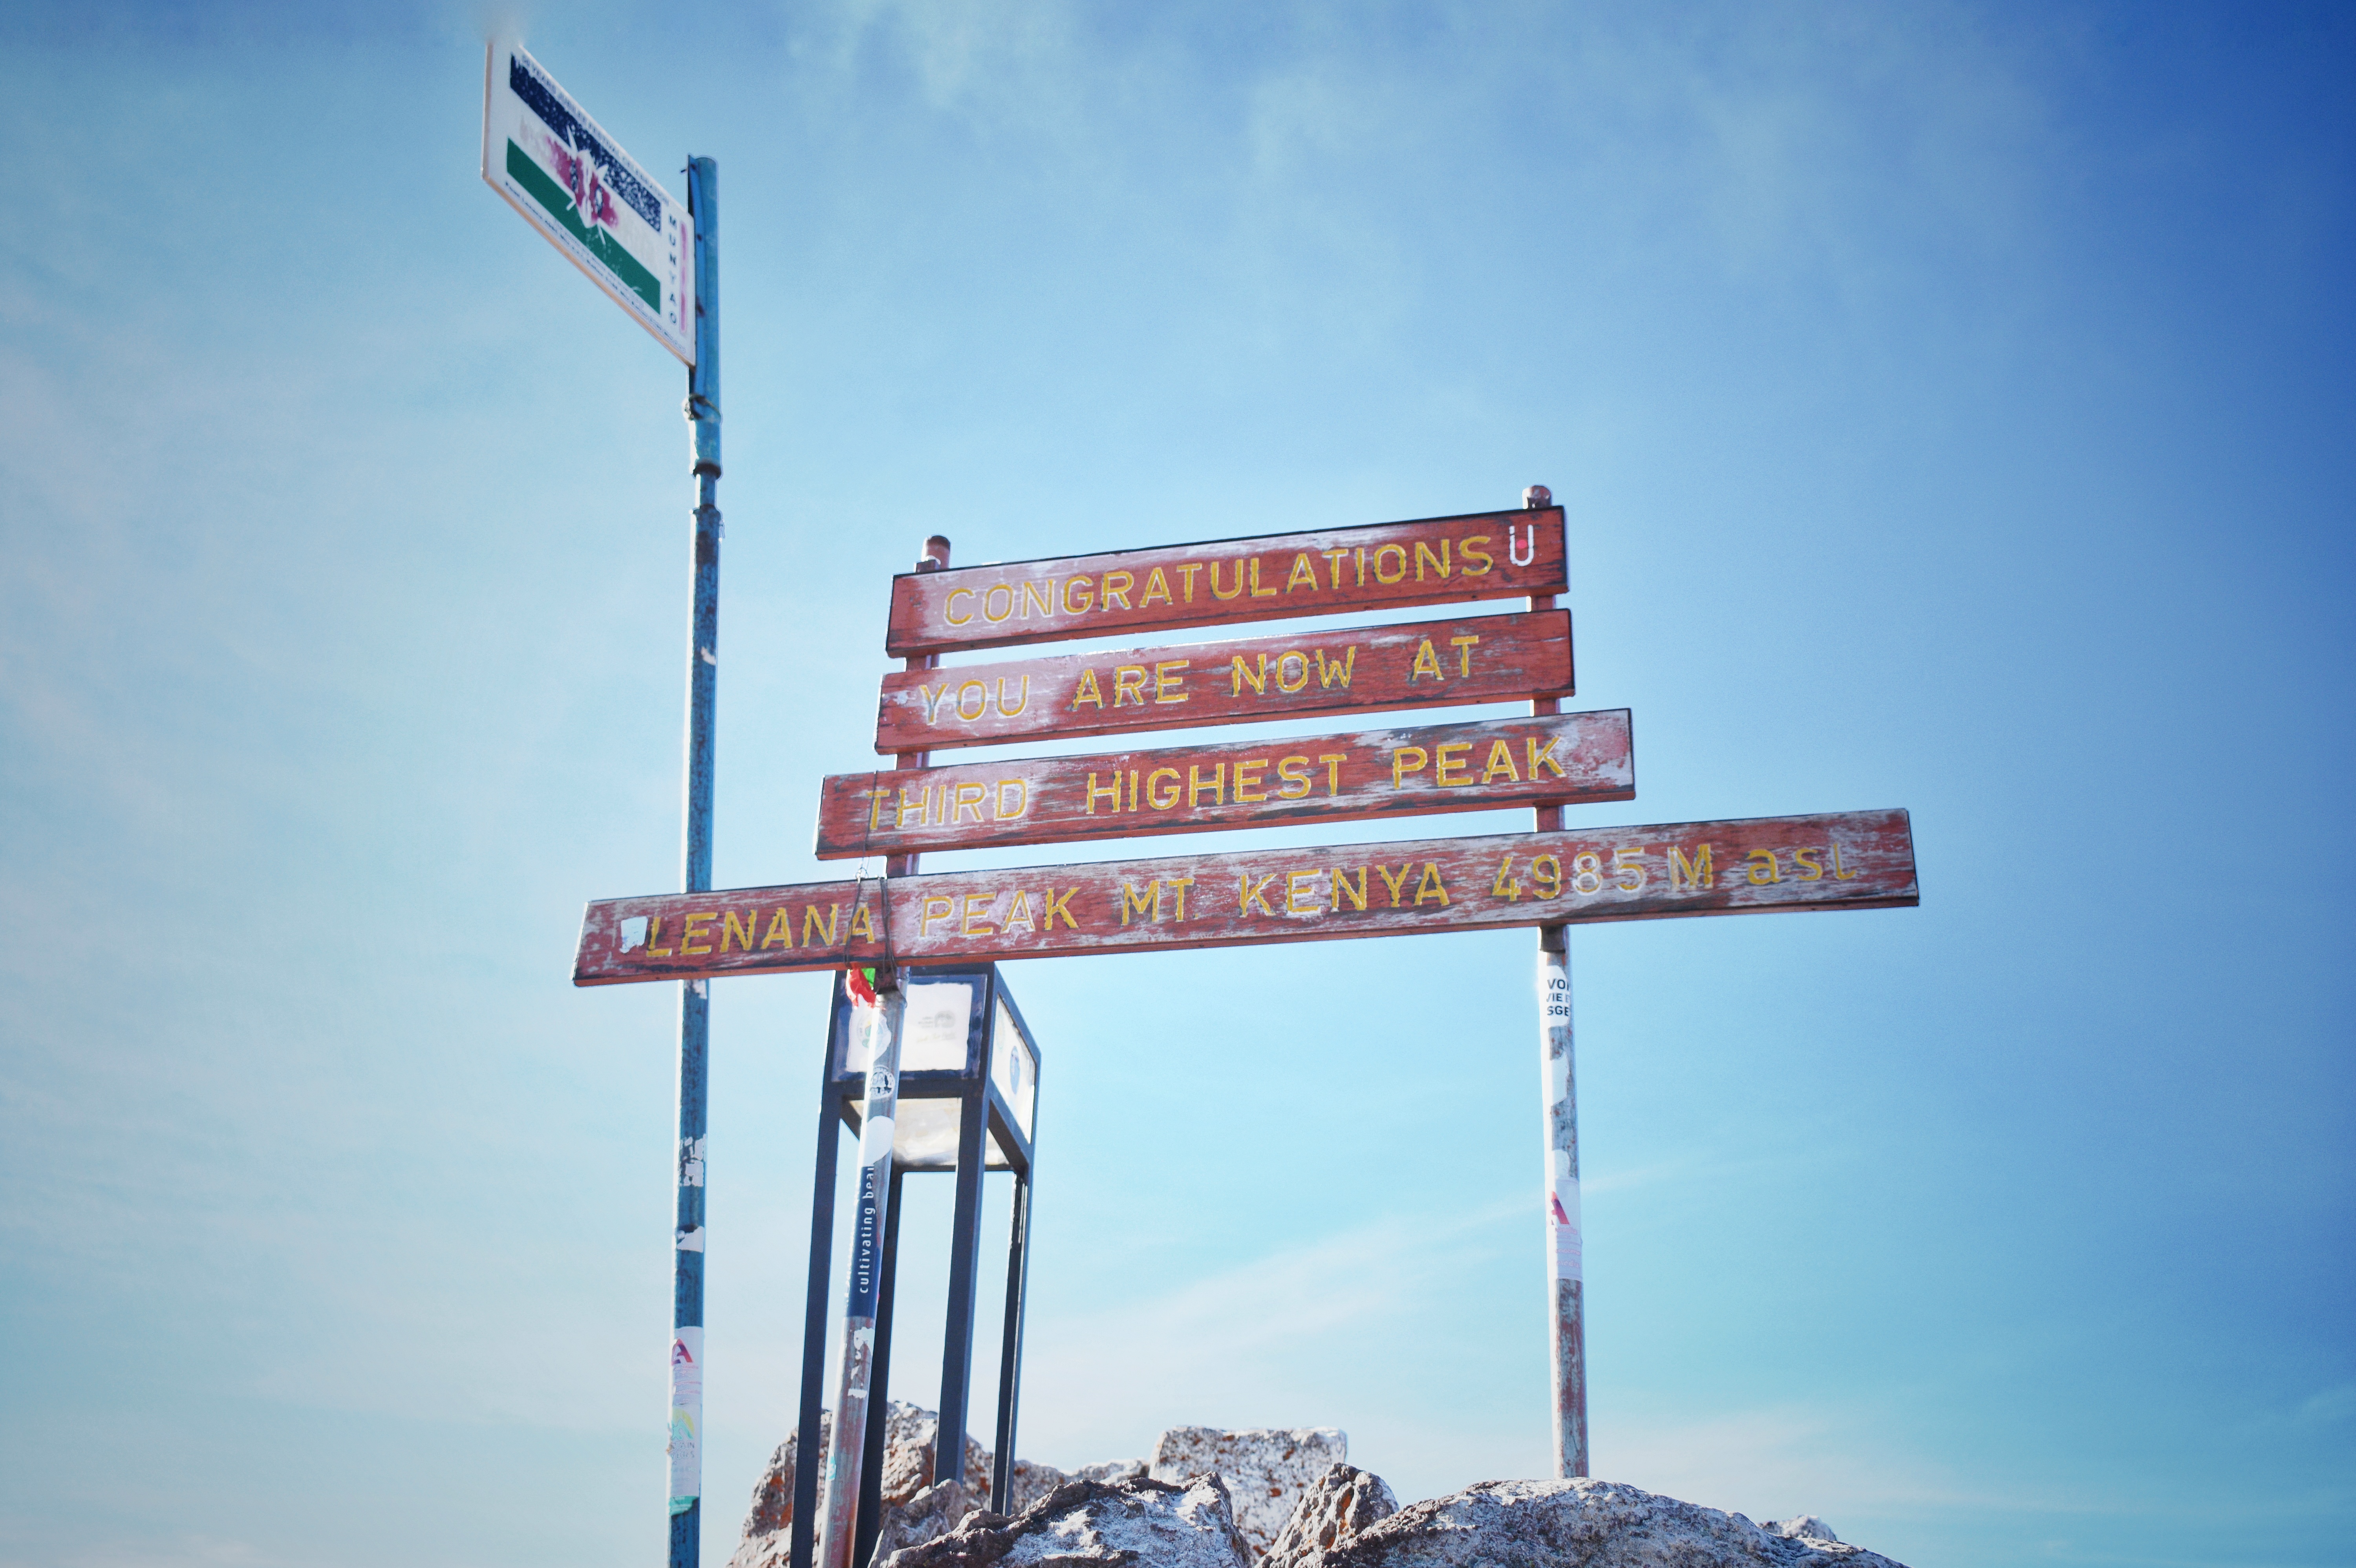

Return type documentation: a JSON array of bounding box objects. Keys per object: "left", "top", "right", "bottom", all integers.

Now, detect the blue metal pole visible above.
[{"left": 669, "top": 154, "right": 721, "bottom": 1568}]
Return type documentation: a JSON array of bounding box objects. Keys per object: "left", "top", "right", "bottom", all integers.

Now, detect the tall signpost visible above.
[
  {"left": 571, "top": 497, "right": 1920, "bottom": 1565},
  {"left": 482, "top": 38, "right": 717, "bottom": 1568}
]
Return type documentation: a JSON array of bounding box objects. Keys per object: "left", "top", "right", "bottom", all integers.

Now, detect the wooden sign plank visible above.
[
  {"left": 817, "top": 709, "right": 1635, "bottom": 859},
  {"left": 885, "top": 506, "right": 1568, "bottom": 657},
  {"left": 873, "top": 609, "right": 1573, "bottom": 755},
  {"left": 574, "top": 809, "right": 1914, "bottom": 985}
]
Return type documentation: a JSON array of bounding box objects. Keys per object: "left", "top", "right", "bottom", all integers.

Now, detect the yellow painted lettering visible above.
[
  {"left": 1414, "top": 538, "right": 1450, "bottom": 580},
  {"left": 1071, "top": 669, "right": 1105, "bottom": 710},
  {"left": 1527, "top": 736, "right": 1564, "bottom": 778},
  {"left": 1248, "top": 557, "right": 1278, "bottom": 598},
  {"left": 1276, "top": 755, "right": 1312, "bottom": 799},
  {"left": 1434, "top": 741, "right": 1473, "bottom": 787},
  {"left": 1414, "top": 862, "right": 1450, "bottom": 906},
  {"left": 1458, "top": 535, "right": 1493, "bottom": 575},
  {"left": 1112, "top": 666, "right": 1149, "bottom": 706},
  {"left": 1409, "top": 639, "right": 1445, "bottom": 682},
  {"left": 1747, "top": 849, "right": 1781, "bottom": 885},
  {"left": 1100, "top": 569, "right": 1134, "bottom": 610},
  {"left": 1376, "top": 863, "right": 1413, "bottom": 907},
  {"left": 762, "top": 907, "right": 794, "bottom": 949},
  {"left": 944, "top": 587, "right": 975, "bottom": 625},
  {"left": 1285, "top": 553, "right": 1319, "bottom": 591},
  {"left": 1668, "top": 844, "right": 1714, "bottom": 892},
  {"left": 1063, "top": 575, "right": 1094, "bottom": 615},
  {"left": 961, "top": 894, "right": 996, "bottom": 935},
  {"left": 1042, "top": 887, "right": 1080, "bottom": 929},
  {"left": 680, "top": 913, "right": 715, "bottom": 954},
  {"left": 919, "top": 895, "right": 955, "bottom": 936},
  {"left": 1231, "top": 654, "right": 1267, "bottom": 697},
  {"left": 1209, "top": 560, "right": 1245, "bottom": 600},
  {"left": 1145, "top": 767, "right": 1181, "bottom": 810},
  {"left": 1233, "top": 759, "right": 1267, "bottom": 803},
  {"left": 1793, "top": 847, "right": 1823, "bottom": 881},
  {"left": 1239, "top": 872, "right": 1279, "bottom": 916},
  {"left": 1450, "top": 634, "right": 1479, "bottom": 675},
  {"left": 1481, "top": 740, "right": 1520, "bottom": 783},
  {"left": 1374, "top": 543, "right": 1408, "bottom": 584},
  {"left": 1000, "top": 889, "right": 1036, "bottom": 935},
  {"left": 803, "top": 905, "right": 840, "bottom": 945},
  {"left": 1189, "top": 763, "right": 1226, "bottom": 808},
  {"left": 1332, "top": 866, "right": 1368, "bottom": 911},
  {"left": 1154, "top": 660, "right": 1189, "bottom": 704},
  {"left": 995, "top": 778, "right": 1030, "bottom": 820},
  {"left": 1139, "top": 566, "right": 1173, "bottom": 607}
]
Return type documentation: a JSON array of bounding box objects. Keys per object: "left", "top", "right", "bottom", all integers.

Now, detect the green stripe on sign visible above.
[{"left": 506, "top": 140, "right": 663, "bottom": 313}]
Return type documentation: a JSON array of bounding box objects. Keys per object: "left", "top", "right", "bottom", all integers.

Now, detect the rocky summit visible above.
[{"left": 732, "top": 1411, "right": 1910, "bottom": 1568}]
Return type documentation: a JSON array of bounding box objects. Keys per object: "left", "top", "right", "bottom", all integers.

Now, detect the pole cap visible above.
[
  {"left": 1524, "top": 485, "right": 1553, "bottom": 509},
  {"left": 917, "top": 536, "right": 952, "bottom": 572}
]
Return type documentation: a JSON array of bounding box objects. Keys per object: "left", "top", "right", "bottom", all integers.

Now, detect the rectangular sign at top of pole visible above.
[
  {"left": 885, "top": 506, "right": 1568, "bottom": 657},
  {"left": 481, "top": 38, "right": 696, "bottom": 364}
]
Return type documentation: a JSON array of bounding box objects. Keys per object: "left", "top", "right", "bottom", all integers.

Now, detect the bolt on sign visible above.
[
  {"left": 816, "top": 710, "right": 1637, "bottom": 858},
  {"left": 481, "top": 38, "right": 696, "bottom": 363},
  {"left": 875, "top": 610, "right": 1573, "bottom": 754},
  {"left": 575, "top": 809, "right": 1916, "bottom": 983},
  {"left": 886, "top": 505, "right": 1569, "bottom": 657}
]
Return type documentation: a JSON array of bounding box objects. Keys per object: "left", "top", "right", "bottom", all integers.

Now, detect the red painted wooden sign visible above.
[
  {"left": 818, "top": 709, "right": 1635, "bottom": 859},
  {"left": 574, "top": 809, "right": 1915, "bottom": 984},
  {"left": 874, "top": 609, "right": 1573, "bottom": 755},
  {"left": 885, "top": 506, "right": 1568, "bottom": 657}
]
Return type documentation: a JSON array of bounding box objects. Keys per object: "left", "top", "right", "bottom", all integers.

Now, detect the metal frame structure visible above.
[{"left": 791, "top": 963, "right": 1042, "bottom": 1568}]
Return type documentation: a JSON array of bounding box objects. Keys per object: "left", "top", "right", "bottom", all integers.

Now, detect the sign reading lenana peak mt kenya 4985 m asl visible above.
[
  {"left": 575, "top": 809, "right": 1916, "bottom": 983},
  {"left": 481, "top": 39, "right": 696, "bottom": 364}
]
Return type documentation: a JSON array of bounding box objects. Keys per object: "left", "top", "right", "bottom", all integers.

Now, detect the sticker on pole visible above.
[{"left": 481, "top": 38, "right": 695, "bottom": 364}]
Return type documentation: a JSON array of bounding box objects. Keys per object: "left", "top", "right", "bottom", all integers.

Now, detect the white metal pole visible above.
[
  {"left": 1524, "top": 482, "right": 1587, "bottom": 1478},
  {"left": 817, "top": 981, "right": 905, "bottom": 1568}
]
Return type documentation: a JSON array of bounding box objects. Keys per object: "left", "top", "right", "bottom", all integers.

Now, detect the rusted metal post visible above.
[
  {"left": 1524, "top": 482, "right": 1587, "bottom": 1478},
  {"left": 817, "top": 980, "right": 905, "bottom": 1568},
  {"left": 668, "top": 154, "right": 720, "bottom": 1568}
]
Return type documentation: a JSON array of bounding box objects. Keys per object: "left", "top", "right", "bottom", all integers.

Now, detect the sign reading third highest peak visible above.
[
  {"left": 874, "top": 611, "right": 1572, "bottom": 754},
  {"left": 885, "top": 505, "right": 1567, "bottom": 657}
]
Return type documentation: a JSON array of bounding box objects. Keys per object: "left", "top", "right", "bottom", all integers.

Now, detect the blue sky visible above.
[{"left": 1, "top": 4, "right": 2350, "bottom": 1566}]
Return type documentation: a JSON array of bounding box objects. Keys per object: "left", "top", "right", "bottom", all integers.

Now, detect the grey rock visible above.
[
  {"left": 877, "top": 1474, "right": 1254, "bottom": 1568},
  {"left": 1151, "top": 1425, "right": 1349, "bottom": 1556},
  {"left": 871, "top": 1480, "right": 985, "bottom": 1564},
  {"left": 1076, "top": 1458, "right": 1150, "bottom": 1484},
  {"left": 1765, "top": 1517, "right": 1842, "bottom": 1545},
  {"left": 1264, "top": 1464, "right": 1399, "bottom": 1567},
  {"left": 727, "top": 1411, "right": 829, "bottom": 1568},
  {"left": 732, "top": 1403, "right": 1063, "bottom": 1568},
  {"left": 1283, "top": 1478, "right": 1908, "bottom": 1568}
]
